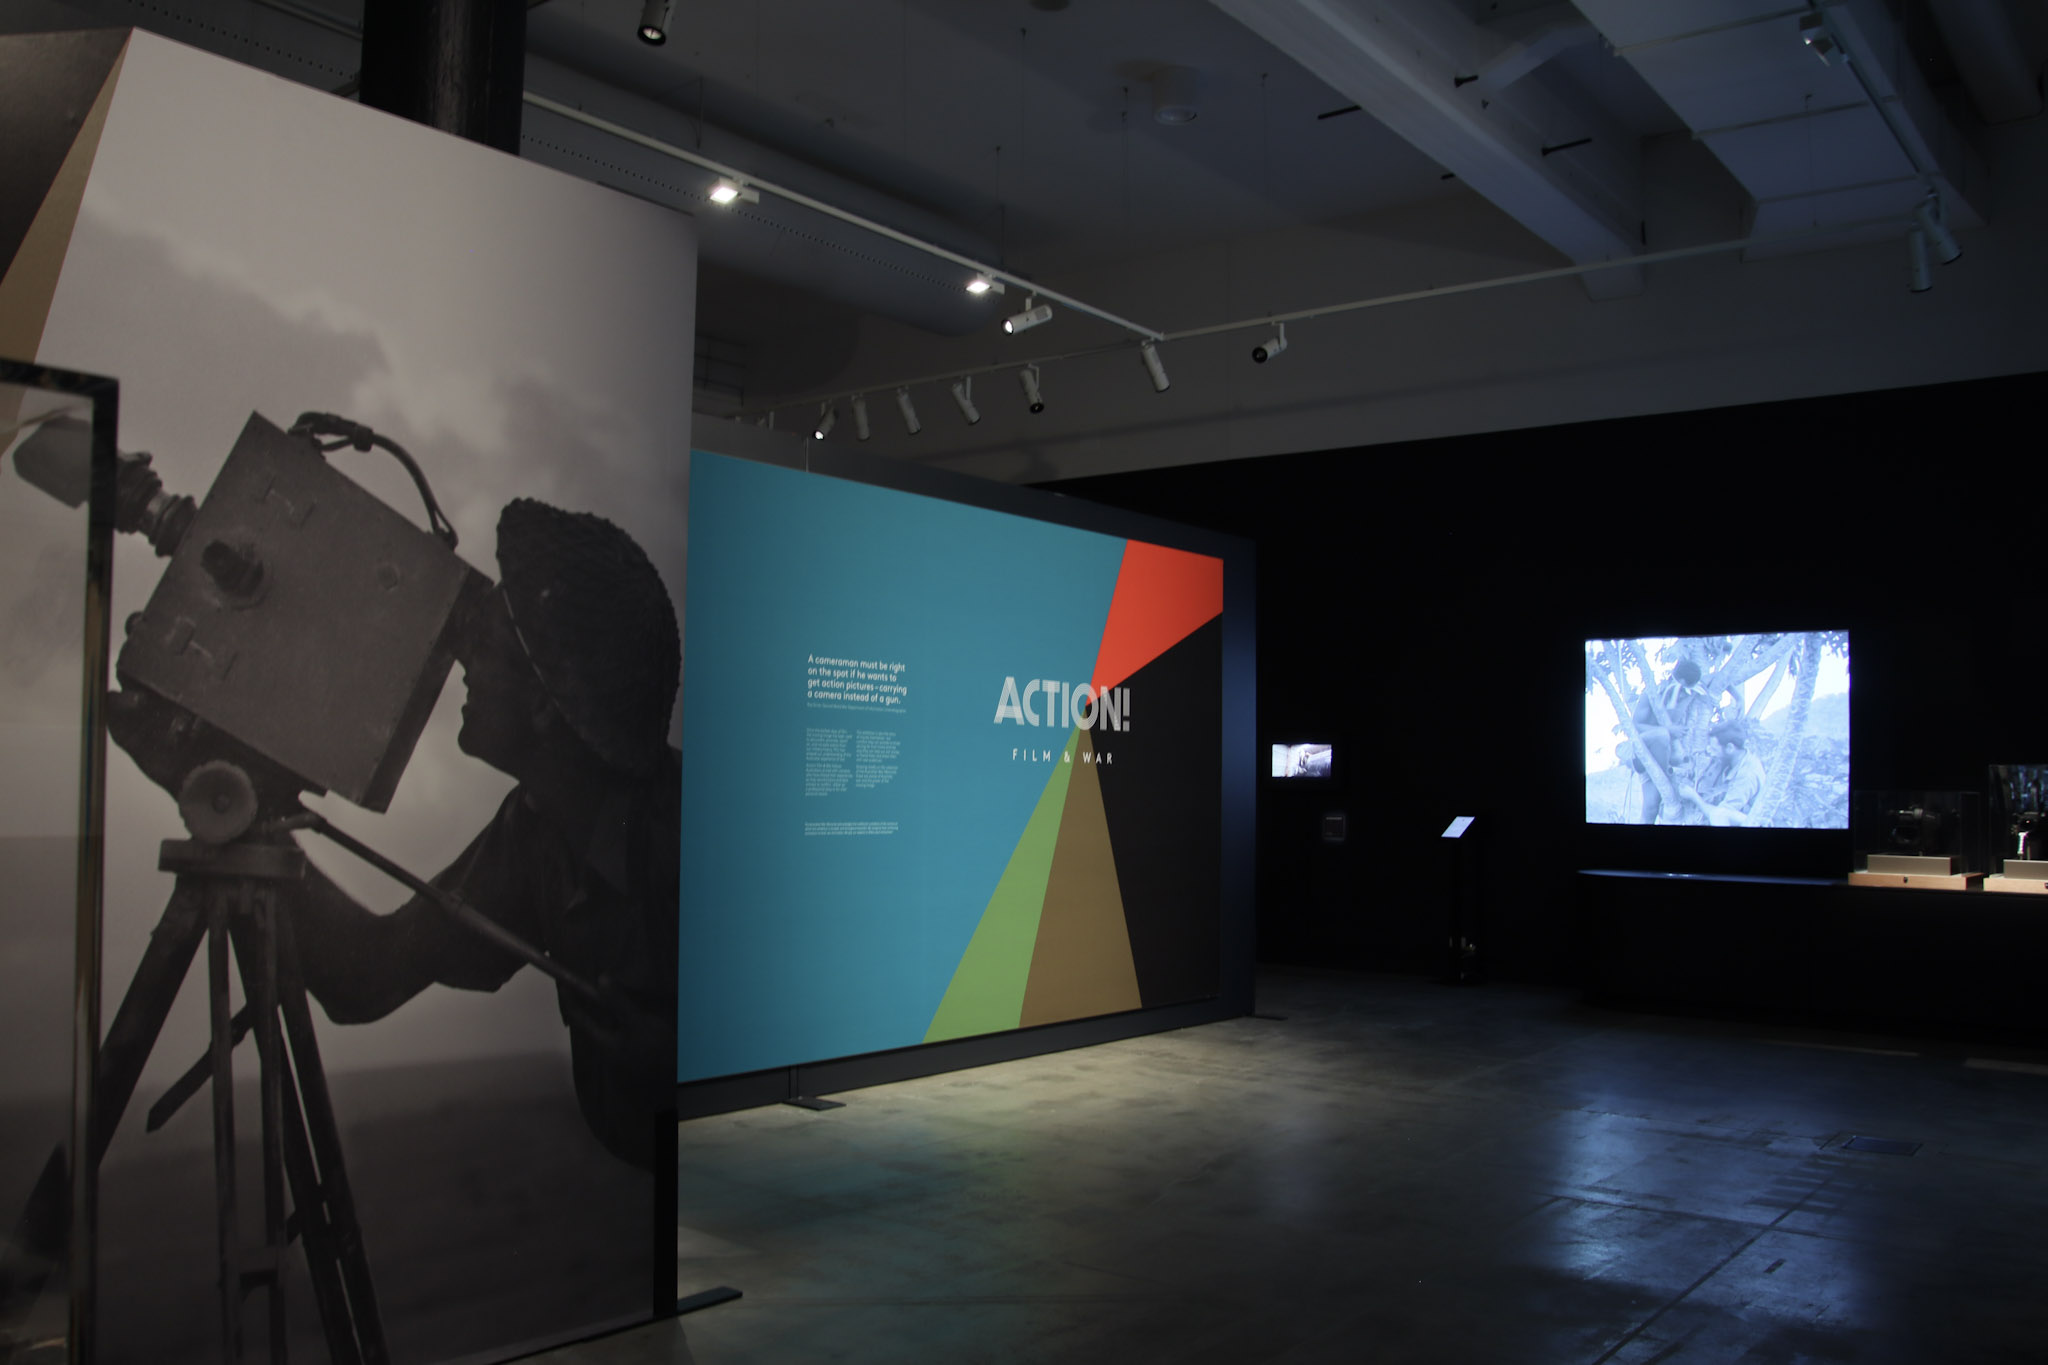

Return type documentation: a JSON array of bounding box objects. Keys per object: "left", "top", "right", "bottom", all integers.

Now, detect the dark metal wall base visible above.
[{"left": 674, "top": 1287, "right": 743, "bottom": 1316}]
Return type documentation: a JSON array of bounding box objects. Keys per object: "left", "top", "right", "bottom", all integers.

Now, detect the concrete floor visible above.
[{"left": 529, "top": 968, "right": 2048, "bottom": 1363}]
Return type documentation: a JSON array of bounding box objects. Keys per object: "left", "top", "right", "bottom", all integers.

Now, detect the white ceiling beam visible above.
[
  {"left": 1211, "top": 0, "right": 1645, "bottom": 300},
  {"left": 1574, "top": 0, "right": 1988, "bottom": 258}
]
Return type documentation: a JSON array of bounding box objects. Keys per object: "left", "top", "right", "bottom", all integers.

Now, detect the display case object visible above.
[
  {"left": 1984, "top": 764, "right": 2048, "bottom": 895},
  {"left": 1848, "top": 790, "right": 1984, "bottom": 890}
]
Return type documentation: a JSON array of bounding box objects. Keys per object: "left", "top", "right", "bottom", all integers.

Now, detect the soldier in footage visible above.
[
  {"left": 1627, "top": 658, "right": 1710, "bottom": 824},
  {"left": 1680, "top": 719, "right": 1769, "bottom": 828},
  {"left": 110, "top": 499, "right": 680, "bottom": 1168}
]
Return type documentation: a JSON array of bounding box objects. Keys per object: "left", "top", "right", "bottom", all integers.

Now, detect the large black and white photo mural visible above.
[{"left": 1, "top": 27, "right": 692, "bottom": 1365}]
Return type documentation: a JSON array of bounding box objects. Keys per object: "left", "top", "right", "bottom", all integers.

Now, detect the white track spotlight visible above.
[
  {"left": 895, "top": 387, "right": 922, "bottom": 435},
  {"left": 1798, "top": 11, "right": 1845, "bottom": 65},
  {"left": 1908, "top": 229, "right": 1933, "bottom": 293},
  {"left": 1139, "top": 340, "right": 1171, "bottom": 392},
  {"left": 852, "top": 394, "right": 871, "bottom": 441},
  {"left": 1251, "top": 323, "right": 1288, "bottom": 364},
  {"left": 813, "top": 403, "right": 837, "bottom": 440},
  {"left": 1019, "top": 365, "right": 1045, "bottom": 414},
  {"left": 966, "top": 275, "right": 1005, "bottom": 296},
  {"left": 951, "top": 376, "right": 982, "bottom": 425},
  {"left": 638, "top": 0, "right": 673, "bottom": 46},
  {"left": 1913, "top": 194, "right": 1962, "bottom": 264},
  {"left": 709, "top": 179, "right": 760, "bottom": 206},
  {"left": 1003, "top": 299, "right": 1054, "bottom": 335}
]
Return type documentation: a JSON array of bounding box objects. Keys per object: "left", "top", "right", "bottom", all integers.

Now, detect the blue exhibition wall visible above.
[{"left": 677, "top": 448, "right": 1255, "bottom": 1093}]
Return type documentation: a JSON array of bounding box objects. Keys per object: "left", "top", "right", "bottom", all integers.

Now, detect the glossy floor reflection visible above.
[{"left": 532, "top": 969, "right": 2048, "bottom": 1363}]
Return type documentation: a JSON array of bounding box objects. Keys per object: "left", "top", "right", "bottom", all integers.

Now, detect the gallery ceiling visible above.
[{"left": 9, "top": 0, "right": 2045, "bottom": 418}]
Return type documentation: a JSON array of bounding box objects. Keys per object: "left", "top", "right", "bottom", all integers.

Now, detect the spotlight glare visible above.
[
  {"left": 1139, "top": 340, "right": 1170, "bottom": 392},
  {"left": 1020, "top": 365, "right": 1045, "bottom": 414},
  {"left": 966, "top": 275, "right": 1005, "bottom": 296},
  {"left": 638, "top": 0, "right": 672, "bottom": 45},
  {"left": 813, "top": 403, "right": 837, "bottom": 441},
  {"left": 1003, "top": 302, "right": 1053, "bottom": 335},
  {"left": 1251, "top": 323, "right": 1288, "bottom": 364},
  {"left": 709, "top": 179, "right": 759, "bottom": 206},
  {"left": 895, "top": 387, "right": 922, "bottom": 435},
  {"left": 853, "top": 394, "right": 871, "bottom": 441},
  {"left": 951, "top": 376, "right": 982, "bottom": 425}
]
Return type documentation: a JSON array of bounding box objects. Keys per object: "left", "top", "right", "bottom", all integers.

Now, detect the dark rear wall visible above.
[{"left": 1043, "top": 370, "right": 2046, "bottom": 987}]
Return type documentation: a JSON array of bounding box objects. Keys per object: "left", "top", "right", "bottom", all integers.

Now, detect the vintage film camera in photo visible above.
[{"left": 5, "top": 409, "right": 609, "bottom": 1363}]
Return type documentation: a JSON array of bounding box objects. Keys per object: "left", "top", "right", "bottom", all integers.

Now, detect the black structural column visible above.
[{"left": 359, "top": 0, "right": 526, "bottom": 153}]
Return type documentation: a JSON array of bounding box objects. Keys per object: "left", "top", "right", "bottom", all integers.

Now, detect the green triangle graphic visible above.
[{"left": 925, "top": 729, "right": 1079, "bottom": 1042}]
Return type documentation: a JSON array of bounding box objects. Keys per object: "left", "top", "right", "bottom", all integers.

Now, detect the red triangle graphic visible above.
[{"left": 1090, "top": 539, "right": 1223, "bottom": 693}]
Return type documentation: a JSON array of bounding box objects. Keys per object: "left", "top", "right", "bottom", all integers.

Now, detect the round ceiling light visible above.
[{"left": 1152, "top": 66, "right": 1201, "bottom": 125}]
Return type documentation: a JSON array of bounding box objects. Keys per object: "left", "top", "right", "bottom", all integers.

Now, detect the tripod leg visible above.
[
  {"left": 208, "top": 887, "right": 243, "bottom": 1365},
  {"left": 274, "top": 911, "right": 388, "bottom": 1365},
  {"left": 226, "top": 905, "right": 351, "bottom": 1365},
  {"left": 237, "top": 891, "right": 290, "bottom": 1363},
  {"left": 273, "top": 1061, "right": 363, "bottom": 1365},
  {"left": 94, "top": 885, "right": 209, "bottom": 1166}
]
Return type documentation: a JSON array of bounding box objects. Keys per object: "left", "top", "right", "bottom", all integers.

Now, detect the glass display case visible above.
[
  {"left": 1984, "top": 765, "right": 2048, "bottom": 895},
  {"left": 0, "top": 359, "right": 117, "bottom": 1362},
  {"left": 1849, "top": 789, "right": 1984, "bottom": 889}
]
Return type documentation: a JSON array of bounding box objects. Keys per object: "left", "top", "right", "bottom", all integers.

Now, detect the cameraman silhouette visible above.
[{"left": 110, "top": 499, "right": 680, "bottom": 1169}]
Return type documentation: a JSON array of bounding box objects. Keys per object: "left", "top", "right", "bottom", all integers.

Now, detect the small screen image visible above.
[
  {"left": 1272, "top": 743, "right": 1334, "bottom": 778},
  {"left": 1585, "top": 633, "right": 1850, "bottom": 828}
]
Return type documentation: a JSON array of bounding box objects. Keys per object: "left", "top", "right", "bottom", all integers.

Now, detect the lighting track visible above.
[
  {"left": 519, "top": 92, "right": 1165, "bottom": 343},
  {"left": 722, "top": 214, "right": 1918, "bottom": 425}
]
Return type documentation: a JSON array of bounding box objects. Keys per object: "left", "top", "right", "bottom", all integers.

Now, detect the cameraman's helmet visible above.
[{"left": 496, "top": 499, "right": 679, "bottom": 775}]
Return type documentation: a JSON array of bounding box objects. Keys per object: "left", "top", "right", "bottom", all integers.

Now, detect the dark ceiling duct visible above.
[{"left": 359, "top": 0, "right": 527, "bottom": 153}]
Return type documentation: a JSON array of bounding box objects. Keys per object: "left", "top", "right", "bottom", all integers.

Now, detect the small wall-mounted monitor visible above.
[
  {"left": 1585, "top": 632, "right": 1850, "bottom": 828},
  {"left": 1272, "top": 742, "right": 1333, "bottom": 779}
]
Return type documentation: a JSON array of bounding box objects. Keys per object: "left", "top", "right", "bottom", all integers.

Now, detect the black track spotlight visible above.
[
  {"left": 1004, "top": 299, "right": 1053, "bottom": 335},
  {"left": 852, "top": 394, "right": 871, "bottom": 440},
  {"left": 1139, "top": 340, "right": 1170, "bottom": 392},
  {"left": 1020, "top": 365, "right": 1045, "bottom": 414},
  {"left": 1251, "top": 323, "right": 1288, "bottom": 364},
  {"left": 1908, "top": 228, "right": 1933, "bottom": 293},
  {"left": 951, "top": 376, "right": 982, "bottom": 425},
  {"left": 638, "top": 0, "right": 673, "bottom": 46},
  {"left": 813, "top": 403, "right": 837, "bottom": 440},
  {"left": 895, "top": 387, "right": 922, "bottom": 435},
  {"left": 1913, "top": 193, "right": 1962, "bottom": 264}
]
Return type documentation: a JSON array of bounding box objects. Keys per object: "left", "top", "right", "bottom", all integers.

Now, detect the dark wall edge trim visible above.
[{"left": 677, "top": 996, "right": 1244, "bottom": 1120}]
